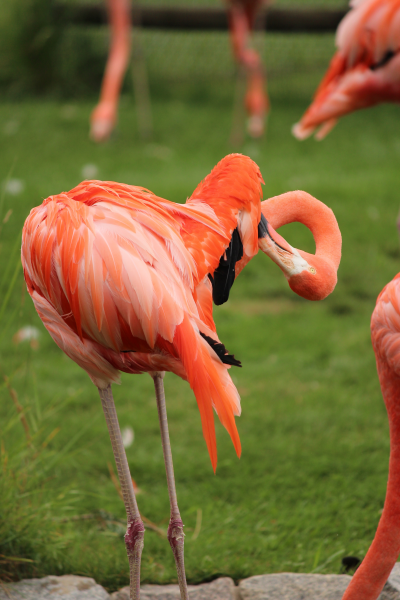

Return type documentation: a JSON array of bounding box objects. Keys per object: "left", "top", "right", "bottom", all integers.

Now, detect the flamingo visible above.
[
  {"left": 90, "top": 0, "right": 131, "bottom": 142},
  {"left": 293, "top": 0, "right": 400, "bottom": 140},
  {"left": 21, "top": 154, "right": 341, "bottom": 600},
  {"left": 343, "top": 273, "right": 400, "bottom": 600},
  {"left": 227, "top": 0, "right": 270, "bottom": 137}
]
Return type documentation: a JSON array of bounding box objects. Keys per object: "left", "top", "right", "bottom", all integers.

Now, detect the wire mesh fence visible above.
[
  {"left": 138, "top": 30, "right": 336, "bottom": 81},
  {"left": 0, "top": 0, "right": 347, "bottom": 97},
  {"left": 55, "top": 26, "right": 337, "bottom": 100}
]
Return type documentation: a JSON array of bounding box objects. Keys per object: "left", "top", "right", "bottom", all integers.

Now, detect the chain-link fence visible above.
[{"left": 0, "top": 0, "right": 348, "bottom": 96}]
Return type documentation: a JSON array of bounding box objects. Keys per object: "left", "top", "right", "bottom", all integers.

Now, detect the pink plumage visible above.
[
  {"left": 342, "top": 273, "right": 400, "bottom": 599},
  {"left": 293, "top": 0, "right": 400, "bottom": 140}
]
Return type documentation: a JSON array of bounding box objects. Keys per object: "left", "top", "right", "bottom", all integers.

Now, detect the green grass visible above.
[{"left": 1, "top": 75, "right": 400, "bottom": 589}]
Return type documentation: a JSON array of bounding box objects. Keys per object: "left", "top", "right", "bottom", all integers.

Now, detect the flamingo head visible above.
[
  {"left": 258, "top": 216, "right": 337, "bottom": 301},
  {"left": 292, "top": 53, "right": 400, "bottom": 141}
]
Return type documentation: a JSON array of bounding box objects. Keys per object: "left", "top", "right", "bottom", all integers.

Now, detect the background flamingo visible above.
[
  {"left": 293, "top": 0, "right": 400, "bottom": 140},
  {"left": 90, "top": 0, "right": 131, "bottom": 142},
  {"left": 91, "top": 0, "right": 269, "bottom": 142},
  {"left": 342, "top": 272, "right": 400, "bottom": 600},
  {"left": 21, "top": 154, "right": 341, "bottom": 600},
  {"left": 227, "top": 0, "right": 270, "bottom": 138}
]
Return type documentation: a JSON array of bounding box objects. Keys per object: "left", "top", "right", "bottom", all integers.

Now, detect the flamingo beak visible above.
[{"left": 258, "top": 215, "right": 311, "bottom": 279}]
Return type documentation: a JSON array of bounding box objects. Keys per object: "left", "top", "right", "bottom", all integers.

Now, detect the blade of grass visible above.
[
  {"left": 0, "top": 555, "right": 34, "bottom": 563},
  {"left": 0, "top": 157, "right": 17, "bottom": 225},
  {"left": 37, "top": 410, "right": 102, "bottom": 478},
  {"left": 3, "top": 375, "right": 30, "bottom": 443},
  {"left": 0, "top": 258, "right": 21, "bottom": 326},
  {"left": 192, "top": 508, "right": 202, "bottom": 541},
  {"left": 311, "top": 549, "right": 344, "bottom": 574},
  {"left": 0, "top": 229, "right": 21, "bottom": 292},
  {"left": 0, "top": 301, "right": 20, "bottom": 346}
]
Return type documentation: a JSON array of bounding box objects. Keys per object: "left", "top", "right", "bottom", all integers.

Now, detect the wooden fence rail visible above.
[{"left": 54, "top": 4, "right": 348, "bottom": 33}]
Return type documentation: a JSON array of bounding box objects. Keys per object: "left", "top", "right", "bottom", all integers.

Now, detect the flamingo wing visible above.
[{"left": 371, "top": 273, "right": 400, "bottom": 375}]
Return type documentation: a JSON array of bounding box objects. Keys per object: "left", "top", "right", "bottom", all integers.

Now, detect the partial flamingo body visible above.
[
  {"left": 90, "top": 0, "right": 131, "bottom": 142},
  {"left": 227, "top": 0, "right": 270, "bottom": 137},
  {"left": 343, "top": 273, "right": 400, "bottom": 600},
  {"left": 21, "top": 154, "right": 341, "bottom": 600},
  {"left": 293, "top": 0, "right": 400, "bottom": 140}
]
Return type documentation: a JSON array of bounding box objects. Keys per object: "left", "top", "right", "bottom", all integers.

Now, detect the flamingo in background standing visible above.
[
  {"left": 342, "top": 273, "right": 400, "bottom": 600},
  {"left": 293, "top": 0, "right": 400, "bottom": 140},
  {"left": 227, "top": 0, "right": 270, "bottom": 137},
  {"left": 90, "top": 0, "right": 131, "bottom": 142},
  {"left": 21, "top": 154, "right": 341, "bottom": 600}
]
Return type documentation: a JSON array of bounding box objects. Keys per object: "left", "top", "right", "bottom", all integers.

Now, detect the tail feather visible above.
[{"left": 173, "top": 314, "right": 241, "bottom": 471}]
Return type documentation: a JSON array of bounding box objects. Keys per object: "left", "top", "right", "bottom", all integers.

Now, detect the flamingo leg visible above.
[
  {"left": 152, "top": 372, "right": 189, "bottom": 600},
  {"left": 230, "top": 65, "right": 247, "bottom": 147},
  {"left": 98, "top": 385, "right": 145, "bottom": 600},
  {"left": 90, "top": 0, "right": 131, "bottom": 142}
]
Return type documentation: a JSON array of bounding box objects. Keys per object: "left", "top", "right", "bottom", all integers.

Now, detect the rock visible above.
[
  {"left": 239, "top": 573, "right": 351, "bottom": 600},
  {"left": 5, "top": 568, "right": 400, "bottom": 600},
  {"left": 110, "top": 577, "right": 236, "bottom": 600},
  {"left": 380, "top": 562, "right": 400, "bottom": 599},
  {"left": 0, "top": 575, "right": 110, "bottom": 600},
  {"left": 238, "top": 572, "right": 400, "bottom": 600},
  {"left": 388, "top": 564, "right": 400, "bottom": 592},
  {"left": 381, "top": 581, "right": 400, "bottom": 600}
]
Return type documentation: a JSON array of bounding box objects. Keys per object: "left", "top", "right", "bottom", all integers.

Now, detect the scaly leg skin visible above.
[
  {"left": 152, "top": 372, "right": 189, "bottom": 600},
  {"left": 98, "top": 385, "right": 145, "bottom": 600}
]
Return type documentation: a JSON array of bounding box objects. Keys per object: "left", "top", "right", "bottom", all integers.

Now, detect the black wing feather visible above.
[
  {"left": 370, "top": 50, "right": 396, "bottom": 70},
  {"left": 208, "top": 214, "right": 267, "bottom": 307},
  {"left": 209, "top": 227, "right": 243, "bottom": 306},
  {"left": 200, "top": 332, "right": 242, "bottom": 367}
]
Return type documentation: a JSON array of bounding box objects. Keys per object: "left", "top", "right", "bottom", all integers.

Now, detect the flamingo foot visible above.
[
  {"left": 292, "top": 121, "right": 315, "bottom": 140},
  {"left": 90, "top": 103, "right": 116, "bottom": 142},
  {"left": 247, "top": 114, "right": 264, "bottom": 138},
  {"left": 90, "top": 118, "right": 115, "bottom": 143}
]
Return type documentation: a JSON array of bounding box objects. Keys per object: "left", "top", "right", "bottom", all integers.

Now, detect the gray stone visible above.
[
  {"left": 238, "top": 572, "right": 400, "bottom": 600},
  {"left": 239, "top": 573, "right": 351, "bottom": 600},
  {"left": 388, "top": 564, "right": 400, "bottom": 592},
  {"left": 111, "top": 577, "right": 236, "bottom": 600},
  {"left": 0, "top": 576, "right": 110, "bottom": 600},
  {"left": 5, "top": 568, "right": 400, "bottom": 600},
  {"left": 380, "top": 581, "right": 400, "bottom": 600}
]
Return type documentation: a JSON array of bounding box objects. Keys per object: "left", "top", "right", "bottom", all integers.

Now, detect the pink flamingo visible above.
[
  {"left": 342, "top": 272, "right": 400, "bottom": 599},
  {"left": 21, "top": 154, "right": 341, "bottom": 600},
  {"left": 293, "top": 0, "right": 400, "bottom": 140},
  {"left": 227, "top": 0, "right": 270, "bottom": 137},
  {"left": 90, "top": 0, "right": 131, "bottom": 142}
]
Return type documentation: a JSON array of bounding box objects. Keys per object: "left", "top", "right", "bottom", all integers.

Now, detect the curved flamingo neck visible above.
[
  {"left": 342, "top": 359, "right": 400, "bottom": 600},
  {"left": 261, "top": 191, "right": 341, "bottom": 270}
]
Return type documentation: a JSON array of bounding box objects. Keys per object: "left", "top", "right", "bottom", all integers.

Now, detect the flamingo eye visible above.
[{"left": 308, "top": 267, "right": 316, "bottom": 274}]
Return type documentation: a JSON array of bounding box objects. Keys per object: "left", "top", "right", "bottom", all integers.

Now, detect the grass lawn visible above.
[{"left": 1, "top": 75, "right": 400, "bottom": 590}]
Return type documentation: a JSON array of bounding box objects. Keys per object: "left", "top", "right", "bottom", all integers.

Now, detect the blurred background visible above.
[{"left": 1, "top": 0, "right": 400, "bottom": 593}]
